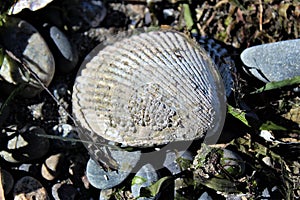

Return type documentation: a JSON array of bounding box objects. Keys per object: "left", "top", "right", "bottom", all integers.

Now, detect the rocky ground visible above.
[{"left": 0, "top": 0, "right": 299, "bottom": 199}]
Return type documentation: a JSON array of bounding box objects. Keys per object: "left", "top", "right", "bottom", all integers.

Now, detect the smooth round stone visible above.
[
  {"left": 131, "top": 164, "right": 159, "bottom": 200},
  {"left": 1, "top": 169, "right": 14, "bottom": 195},
  {"left": 241, "top": 39, "right": 300, "bottom": 82},
  {"left": 45, "top": 25, "right": 78, "bottom": 73},
  {"left": 13, "top": 176, "right": 49, "bottom": 200},
  {"left": 86, "top": 147, "right": 141, "bottom": 189},
  {"left": 0, "top": 125, "right": 49, "bottom": 163},
  {"left": 163, "top": 150, "right": 193, "bottom": 175},
  {"left": 52, "top": 182, "right": 78, "bottom": 200},
  {"left": 0, "top": 17, "right": 55, "bottom": 98},
  {"left": 41, "top": 153, "right": 64, "bottom": 181}
]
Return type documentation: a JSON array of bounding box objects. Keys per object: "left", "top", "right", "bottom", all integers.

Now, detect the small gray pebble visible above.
[
  {"left": 86, "top": 145, "right": 141, "bottom": 189},
  {"left": 86, "top": 158, "right": 130, "bottom": 190},
  {"left": 241, "top": 39, "right": 300, "bottom": 82},
  {"left": 131, "top": 164, "right": 159, "bottom": 200},
  {"left": 13, "top": 176, "right": 49, "bottom": 200},
  {"left": 1, "top": 169, "right": 14, "bottom": 195},
  {"left": 49, "top": 26, "right": 78, "bottom": 73},
  {"left": 41, "top": 153, "right": 64, "bottom": 181}
]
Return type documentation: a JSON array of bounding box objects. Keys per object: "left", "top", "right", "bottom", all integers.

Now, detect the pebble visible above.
[
  {"left": 1, "top": 169, "right": 14, "bottom": 195},
  {"left": 52, "top": 181, "right": 78, "bottom": 200},
  {"left": 41, "top": 153, "right": 64, "bottom": 181},
  {"left": 42, "top": 25, "right": 78, "bottom": 73},
  {"left": 86, "top": 158, "right": 130, "bottom": 190},
  {"left": 0, "top": 17, "right": 55, "bottom": 98},
  {"left": 131, "top": 164, "right": 159, "bottom": 200},
  {"left": 86, "top": 145, "right": 141, "bottom": 189},
  {"left": 13, "top": 176, "right": 49, "bottom": 200},
  {"left": 163, "top": 150, "right": 193, "bottom": 175},
  {"left": 0, "top": 125, "right": 49, "bottom": 163},
  {"left": 240, "top": 39, "right": 300, "bottom": 82}
]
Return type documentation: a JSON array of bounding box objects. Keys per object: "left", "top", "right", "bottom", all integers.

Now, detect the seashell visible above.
[{"left": 72, "top": 30, "right": 226, "bottom": 147}]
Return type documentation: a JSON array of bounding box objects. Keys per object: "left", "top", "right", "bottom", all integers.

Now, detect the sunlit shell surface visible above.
[{"left": 72, "top": 30, "right": 226, "bottom": 147}]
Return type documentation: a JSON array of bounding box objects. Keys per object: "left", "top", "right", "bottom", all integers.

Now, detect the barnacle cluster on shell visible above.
[{"left": 72, "top": 30, "right": 226, "bottom": 147}]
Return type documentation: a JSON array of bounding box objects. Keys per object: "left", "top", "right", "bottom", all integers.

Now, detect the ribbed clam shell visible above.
[{"left": 72, "top": 30, "right": 226, "bottom": 147}]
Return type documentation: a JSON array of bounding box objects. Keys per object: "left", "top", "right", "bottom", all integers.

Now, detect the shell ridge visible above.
[
  {"left": 150, "top": 32, "right": 214, "bottom": 117},
  {"left": 132, "top": 35, "right": 211, "bottom": 125},
  {"left": 137, "top": 32, "right": 214, "bottom": 130},
  {"left": 111, "top": 34, "right": 198, "bottom": 111},
  {"left": 172, "top": 34, "right": 215, "bottom": 110},
  {"left": 167, "top": 32, "right": 213, "bottom": 107},
  {"left": 137, "top": 33, "right": 207, "bottom": 105},
  {"left": 180, "top": 42, "right": 221, "bottom": 119},
  {"left": 111, "top": 33, "right": 212, "bottom": 141},
  {"left": 91, "top": 41, "right": 190, "bottom": 143}
]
